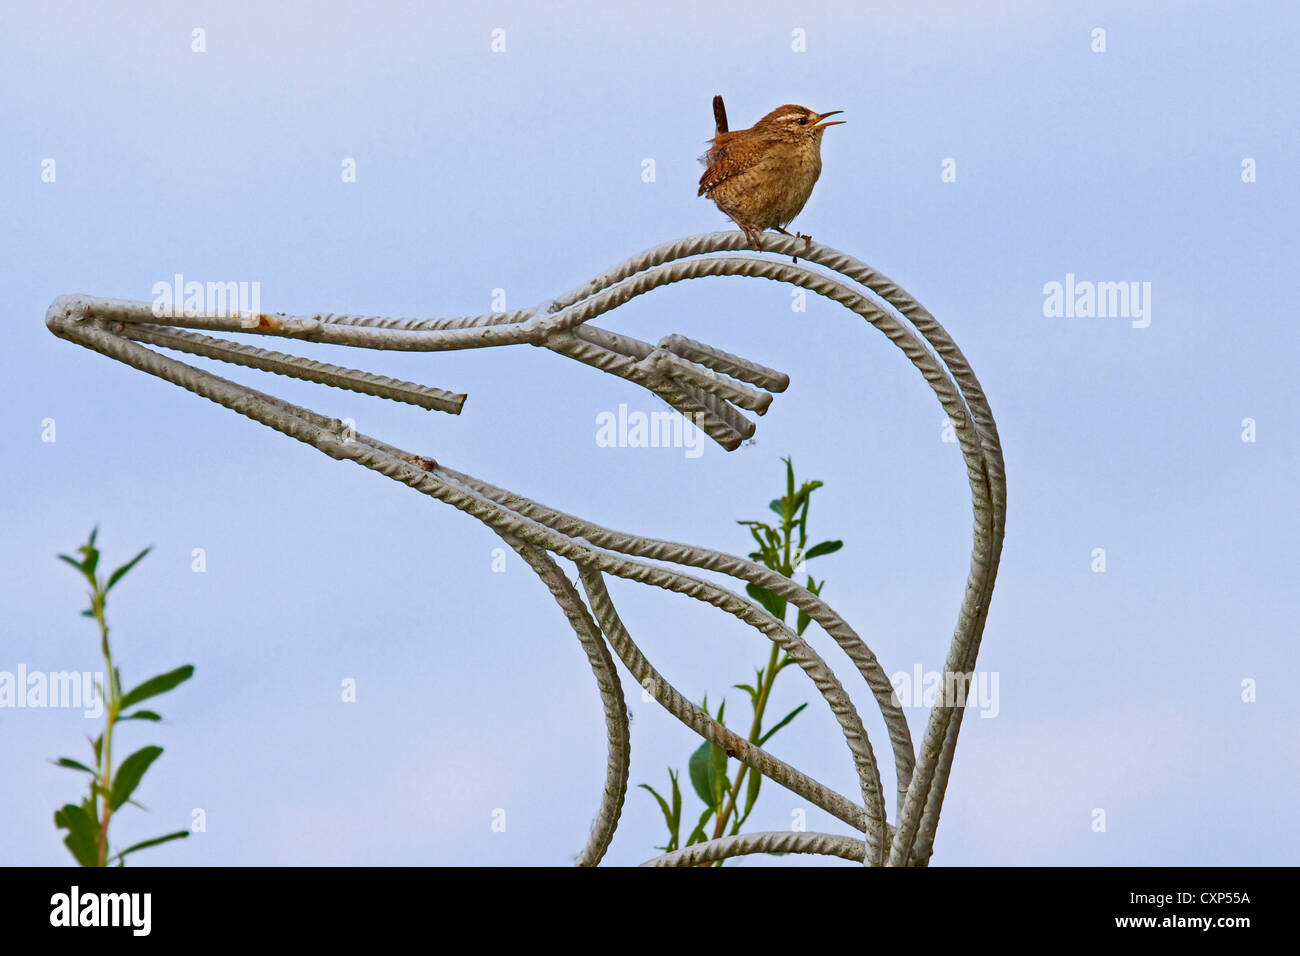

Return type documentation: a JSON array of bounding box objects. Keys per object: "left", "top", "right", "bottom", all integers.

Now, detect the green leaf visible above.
[
  {"left": 745, "top": 583, "right": 787, "bottom": 622},
  {"left": 639, "top": 783, "right": 674, "bottom": 832},
  {"left": 758, "top": 703, "right": 809, "bottom": 746},
  {"left": 92, "top": 734, "right": 103, "bottom": 765},
  {"left": 685, "top": 806, "right": 715, "bottom": 846},
  {"left": 688, "top": 740, "right": 718, "bottom": 808},
  {"left": 641, "top": 777, "right": 681, "bottom": 852},
  {"left": 109, "top": 745, "right": 163, "bottom": 811},
  {"left": 790, "top": 481, "right": 821, "bottom": 535},
  {"left": 54, "top": 802, "right": 99, "bottom": 867},
  {"left": 796, "top": 577, "right": 823, "bottom": 636},
  {"left": 689, "top": 733, "right": 731, "bottom": 813},
  {"left": 119, "top": 665, "right": 194, "bottom": 710},
  {"left": 57, "top": 553, "right": 87, "bottom": 575},
  {"left": 109, "top": 830, "right": 188, "bottom": 863},
  {"left": 120, "top": 710, "right": 163, "bottom": 722},
  {"left": 790, "top": 479, "right": 824, "bottom": 514},
  {"left": 53, "top": 757, "right": 96, "bottom": 775},
  {"left": 741, "top": 525, "right": 780, "bottom": 569},
  {"left": 669, "top": 769, "right": 682, "bottom": 831},
  {"left": 733, "top": 682, "right": 758, "bottom": 706},
  {"left": 711, "top": 738, "right": 728, "bottom": 805},
  {"left": 804, "top": 540, "right": 843, "bottom": 560},
  {"left": 80, "top": 541, "right": 100, "bottom": 577},
  {"left": 640, "top": 769, "right": 684, "bottom": 852},
  {"left": 768, "top": 498, "right": 784, "bottom": 517},
  {"left": 105, "top": 546, "right": 151, "bottom": 593},
  {"left": 743, "top": 765, "right": 762, "bottom": 818}
]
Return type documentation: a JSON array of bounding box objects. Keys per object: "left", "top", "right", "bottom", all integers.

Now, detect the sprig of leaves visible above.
[
  {"left": 53, "top": 528, "right": 193, "bottom": 866},
  {"left": 642, "top": 459, "right": 842, "bottom": 864}
]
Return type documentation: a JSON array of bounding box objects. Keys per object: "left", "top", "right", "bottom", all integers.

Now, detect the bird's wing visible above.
[{"left": 697, "top": 136, "right": 764, "bottom": 196}]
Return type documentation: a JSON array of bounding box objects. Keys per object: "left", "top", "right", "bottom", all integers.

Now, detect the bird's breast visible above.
[
  {"left": 753, "top": 149, "right": 822, "bottom": 228},
  {"left": 702, "top": 139, "right": 825, "bottom": 229}
]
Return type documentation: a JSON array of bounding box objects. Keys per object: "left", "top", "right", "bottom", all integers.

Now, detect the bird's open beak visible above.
[{"left": 813, "top": 110, "right": 846, "bottom": 129}]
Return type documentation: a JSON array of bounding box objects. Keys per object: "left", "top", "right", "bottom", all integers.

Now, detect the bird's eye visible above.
[{"left": 797, "top": 117, "right": 808, "bottom": 125}]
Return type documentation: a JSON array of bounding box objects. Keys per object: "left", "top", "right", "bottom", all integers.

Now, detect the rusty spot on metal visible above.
[{"left": 403, "top": 455, "right": 436, "bottom": 472}]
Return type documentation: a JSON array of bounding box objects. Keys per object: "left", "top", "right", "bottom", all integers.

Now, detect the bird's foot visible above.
[
  {"left": 774, "top": 227, "right": 810, "bottom": 263},
  {"left": 791, "top": 235, "right": 813, "bottom": 264}
]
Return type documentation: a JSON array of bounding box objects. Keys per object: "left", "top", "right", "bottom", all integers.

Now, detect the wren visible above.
[{"left": 698, "top": 97, "right": 845, "bottom": 255}]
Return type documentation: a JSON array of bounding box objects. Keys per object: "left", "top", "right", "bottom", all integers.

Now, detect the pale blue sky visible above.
[{"left": 2, "top": 1, "right": 1296, "bottom": 865}]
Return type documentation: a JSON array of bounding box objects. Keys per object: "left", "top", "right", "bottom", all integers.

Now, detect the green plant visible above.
[
  {"left": 641, "top": 459, "right": 843, "bottom": 862},
  {"left": 53, "top": 528, "right": 193, "bottom": 866}
]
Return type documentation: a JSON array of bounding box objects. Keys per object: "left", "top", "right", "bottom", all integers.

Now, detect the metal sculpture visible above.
[{"left": 46, "top": 230, "right": 1006, "bottom": 866}]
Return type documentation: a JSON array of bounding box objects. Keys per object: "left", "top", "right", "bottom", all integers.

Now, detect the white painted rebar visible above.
[{"left": 45, "top": 230, "right": 1005, "bottom": 866}]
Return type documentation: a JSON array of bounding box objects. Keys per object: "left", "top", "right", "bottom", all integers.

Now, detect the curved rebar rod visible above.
[
  {"left": 461, "top": 466, "right": 915, "bottom": 820},
  {"left": 496, "top": 533, "right": 630, "bottom": 867},
  {"left": 640, "top": 830, "right": 868, "bottom": 867},
  {"left": 45, "top": 230, "right": 1005, "bottom": 866},
  {"left": 47, "top": 315, "right": 889, "bottom": 861},
  {"left": 578, "top": 566, "right": 880, "bottom": 859}
]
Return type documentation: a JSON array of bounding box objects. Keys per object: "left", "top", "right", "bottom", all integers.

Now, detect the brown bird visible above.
[{"left": 698, "top": 98, "right": 845, "bottom": 253}]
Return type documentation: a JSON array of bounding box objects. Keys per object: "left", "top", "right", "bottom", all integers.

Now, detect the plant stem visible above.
[
  {"left": 711, "top": 639, "right": 781, "bottom": 848},
  {"left": 710, "top": 482, "right": 803, "bottom": 851},
  {"left": 92, "top": 589, "right": 117, "bottom": 867}
]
